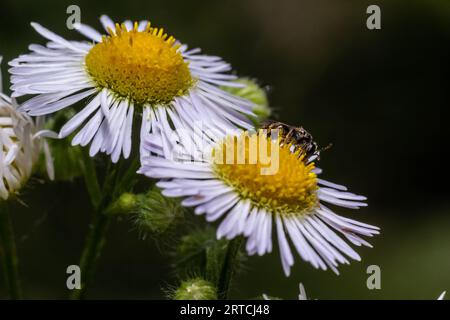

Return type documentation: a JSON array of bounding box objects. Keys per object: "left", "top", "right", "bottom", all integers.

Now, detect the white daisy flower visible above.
[
  {"left": 9, "top": 15, "right": 254, "bottom": 163},
  {"left": 139, "top": 127, "right": 380, "bottom": 276},
  {"left": 1, "top": 58, "right": 54, "bottom": 199}
]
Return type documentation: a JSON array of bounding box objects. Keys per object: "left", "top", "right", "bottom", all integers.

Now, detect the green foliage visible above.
[
  {"left": 174, "top": 227, "right": 226, "bottom": 282},
  {"left": 41, "top": 138, "right": 84, "bottom": 182},
  {"left": 174, "top": 227, "right": 246, "bottom": 290},
  {"left": 36, "top": 108, "right": 84, "bottom": 182}
]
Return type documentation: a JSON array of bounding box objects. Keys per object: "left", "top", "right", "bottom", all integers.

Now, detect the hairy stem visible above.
[
  {"left": 0, "top": 202, "right": 22, "bottom": 299},
  {"left": 217, "top": 237, "right": 243, "bottom": 300}
]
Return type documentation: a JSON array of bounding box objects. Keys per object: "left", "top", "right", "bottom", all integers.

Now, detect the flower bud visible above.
[
  {"left": 174, "top": 278, "right": 218, "bottom": 300},
  {"left": 106, "top": 192, "right": 138, "bottom": 215},
  {"left": 107, "top": 188, "right": 184, "bottom": 237},
  {"left": 221, "top": 78, "right": 271, "bottom": 124}
]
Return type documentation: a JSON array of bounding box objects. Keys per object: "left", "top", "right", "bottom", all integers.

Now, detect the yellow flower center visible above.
[
  {"left": 85, "top": 22, "right": 194, "bottom": 106},
  {"left": 212, "top": 132, "right": 318, "bottom": 215}
]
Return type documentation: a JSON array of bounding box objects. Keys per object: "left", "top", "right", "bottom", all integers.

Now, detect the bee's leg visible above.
[
  {"left": 261, "top": 123, "right": 274, "bottom": 138},
  {"left": 321, "top": 143, "right": 333, "bottom": 152},
  {"left": 277, "top": 129, "right": 290, "bottom": 147},
  {"left": 297, "top": 142, "right": 311, "bottom": 158},
  {"left": 285, "top": 128, "right": 296, "bottom": 145},
  {"left": 314, "top": 143, "right": 332, "bottom": 161},
  {"left": 296, "top": 145, "right": 306, "bottom": 159}
]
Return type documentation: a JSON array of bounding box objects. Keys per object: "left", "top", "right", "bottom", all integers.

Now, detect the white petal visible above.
[
  {"left": 30, "top": 22, "right": 86, "bottom": 53},
  {"left": 100, "top": 15, "right": 115, "bottom": 34},
  {"left": 73, "top": 23, "right": 102, "bottom": 42}
]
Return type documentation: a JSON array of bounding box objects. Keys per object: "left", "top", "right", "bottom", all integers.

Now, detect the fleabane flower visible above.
[
  {"left": 139, "top": 128, "right": 379, "bottom": 276},
  {"left": 0, "top": 90, "right": 54, "bottom": 200},
  {"left": 9, "top": 15, "right": 254, "bottom": 163}
]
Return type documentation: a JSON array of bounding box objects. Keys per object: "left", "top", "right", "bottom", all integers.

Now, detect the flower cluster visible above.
[
  {"left": 1, "top": 14, "right": 389, "bottom": 299},
  {"left": 0, "top": 58, "right": 53, "bottom": 200}
]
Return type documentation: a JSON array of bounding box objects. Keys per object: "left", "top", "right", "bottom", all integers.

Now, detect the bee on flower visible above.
[{"left": 138, "top": 122, "right": 379, "bottom": 276}]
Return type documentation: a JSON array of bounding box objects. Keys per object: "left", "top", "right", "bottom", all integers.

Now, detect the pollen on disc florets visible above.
[
  {"left": 212, "top": 132, "right": 319, "bottom": 216},
  {"left": 85, "top": 22, "right": 194, "bottom": 106}
]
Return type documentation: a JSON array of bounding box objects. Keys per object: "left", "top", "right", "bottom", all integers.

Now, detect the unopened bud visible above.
[
  {"left": 221, "top": 78, "right": 271, "bottom": 124},
  {"left": 106, "top": 192, "right": 138, "bottom": 215},
  {"left": 133, "top": 188, "right": 184, "bottom": 236},
  {"left": 174, "top": 278, "right": 218, "bottom": 300}
]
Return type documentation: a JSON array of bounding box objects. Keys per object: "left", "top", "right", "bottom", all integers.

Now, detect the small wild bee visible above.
[{"left": 261, "top": 119, "right": 330, "bottom": 162}]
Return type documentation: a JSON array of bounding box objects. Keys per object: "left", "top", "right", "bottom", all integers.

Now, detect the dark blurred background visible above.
[{"left": 1, "top": 0, "right": 450, "bottom": 299}]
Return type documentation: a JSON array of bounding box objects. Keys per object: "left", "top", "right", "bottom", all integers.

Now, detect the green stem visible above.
[
  {"left": 217, "top": 237, "right": 243, "bottom": 300},
  {"left": 0, "top": 202, "right": 22, "bottom": 299},
  {"left": 70, "top": 159, "right": 116, "bottom": 300},
  {"left": 70, "top": 207, "right": 110, "bottom": 300},
  {"left": 71, "top": 155, "right": 140, "bottom": 299},
  {"left": 79, "top": 149, "right": 102, "bottom": 209},
  {"left": 206, "top": 246, "right": 221, "bottom": 285}
]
